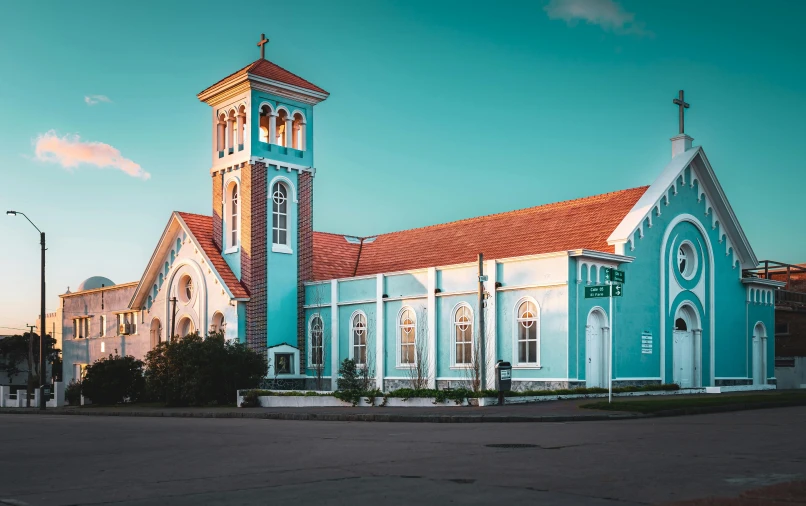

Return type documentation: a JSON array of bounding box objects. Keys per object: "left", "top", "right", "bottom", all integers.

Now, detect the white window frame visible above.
[
  {"left": 271, "top": 181, "right": 291, "bottom": 253},
  {"left": 350, "top": 310, "right": 368, "bottom": 366},
  {"left": 451, "top": 303, "right": 474, "bottom": 368},
  {"left": 308, "top": 313, "right": 324, "bottom": 369},
  {"left": 396, "top": 306, "right": 417, "bottom": 368},
  {"left": 513, "top": 297, "right": 541, "bottom": 368},
  {"left": 100, "top": 315, "right": 106, "bottom": 338},
  {"left": 225, "top": 181, "right": 240, "bottom": 252}
]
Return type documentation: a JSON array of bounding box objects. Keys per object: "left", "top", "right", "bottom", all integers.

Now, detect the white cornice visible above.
[
  {"left": 741, "top": 278, "right": 786, "bottom": 288},
  {"left": 568, "top": 249, "right": 635, "bottom": 264}
]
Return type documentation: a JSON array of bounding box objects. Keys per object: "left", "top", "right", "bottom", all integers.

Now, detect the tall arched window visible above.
[
  {"left": 292, "top": 112, "right": 305, "bottom": 150},
  {"left": 516, "top": 299, "right": 539, "bottom": 366},
  {"left": 151, "top": 318, "right": 162, "bottom": 348},
  {"left": 272, "top": 182, "right": 288, "bottom": 246},
  {"left": 211, "top": 312, "right": 225, "bottom": 333},
  {"left": 352, "top": 312, "right": 367, "bottom": 365},
  {"left": 177, "top": 317, "right": 194, "bottom": 337},
  {"left": 276, "top": 109, "right": 289, "bottom": 146},
  {"left": 309, "top": 315, "right": 323, "bottom": 368},
  {"left": 453, "top": 304, "right": 473, "bottom": 366},
  {"left": 398, "top": 307, "right": 416, "bottom": 366},
  {"left": 226, "top": 182, "right": 239, "bottom": 249}
]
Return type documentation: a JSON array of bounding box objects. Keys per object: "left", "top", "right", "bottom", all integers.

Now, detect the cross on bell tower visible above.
[
  {"left": 672, "top": 90, "right": 690, "bottom": 135},
  {"left": 257, "top": 33, "right": 269, "bottom": 60}
]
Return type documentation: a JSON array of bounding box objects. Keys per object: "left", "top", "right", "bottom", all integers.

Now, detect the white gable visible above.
[{"left": 608, "top": 146, "right": 758, "bottom": 269}]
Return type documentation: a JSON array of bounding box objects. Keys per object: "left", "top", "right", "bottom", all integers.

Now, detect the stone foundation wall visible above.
[
  {"left": 715, "top": 378, "right": 753, "bottom": 386},
  {"left": 610, "top": 379, "right": 663, "bottom": 388}
]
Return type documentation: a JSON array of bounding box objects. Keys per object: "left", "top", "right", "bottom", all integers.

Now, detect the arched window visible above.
[
  {"left": 352, "top": 312, "right": 367, "bottom": 365},
  {"left": 151, "top": 318, "right": 162, "bottom": 347},
  {"left": 217, "top": 113, "right": 227, "bottom": 153},
  {"left": 158, "top": 273, "right": 164, "bottom": 288},
  {"left": 179, "top": 275, "right": 194, "bottom": 303},
  {"left": 276, "top": 109, "right": 289, "bottom": 146},
  {"left": 226, "top": 182, "right": 239, "bottom": 249},
  {"left": 176, "top": 238, "right": 182, "bottom": 251},
  {"left": 227, "top": 110, "right": 236, "bottom": 153},
  {"left": 309, "top": 315, "right": 324, "bottom": 368},
  {"left": 516, "top": 299, "right": 539, "bottom": 366},
  {"left": 675, "top": 318, "right": 687, "bottom": 331},
  {"left": 177, "top": 317, "right": 194, "bottom": 337},
  {"left": 236, "top": 105, "right": 246, "bottom": 150},
  {"left": 211, "top": 312, "right": 225, "bottom": 333},
  {"left": 292, "top": 112, "right": 305, "bottom": 150},
  {"left": 272, "top": 182, "right": 288, "bottom": 246},
  {"left": 453, "top": 304, "right": 473, "bottom": 366},
  {"left": 259, "top": 104, "right": 273, "bottom": 144},
  {"left": 146, "top": 295, "right": 153, "bottom": 311},
  {"left": 164, "top": 262, "right": 169, "bottom": 277},
  {"left": 398, "top": 307, "right": 416, "bottom": 366}
]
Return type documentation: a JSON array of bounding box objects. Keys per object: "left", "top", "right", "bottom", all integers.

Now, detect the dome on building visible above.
[{"left": 76, "top": 276, "right": 116, "bottom": 292}]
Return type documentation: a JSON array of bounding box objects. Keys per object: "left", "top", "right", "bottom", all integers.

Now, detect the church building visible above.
[{"left": 62, "top": 38, "right": 781, "bottom": 392}]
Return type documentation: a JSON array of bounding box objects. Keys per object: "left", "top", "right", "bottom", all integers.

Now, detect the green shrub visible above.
[
  {"left": 65, "top": 381, "right": 82, "bottom": 406},
  {"left": 145, "top": 331, "right": 267, "bottom": 406},
  {"left": 240, "top": 390, "right": 261, "bottom": 408},
  {"left": 81, "top": 354, "right": 145, "bottom": 405},
  {"left": 336, "top": 359, "right": 363, "bottom": 392}
]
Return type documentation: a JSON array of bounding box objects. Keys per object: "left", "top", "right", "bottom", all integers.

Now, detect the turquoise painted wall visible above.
[
  {"left": 266, "top": 167, "right": 299, "bottom": 349},
  {"left": 249, "top": 91, "right": 314, "bottom": 168},
  {"left": 385, "top": 272, "right": 427, "bottom": 298},
  {"left": 495, "top": 287, "right": 568, "bottom": 380},
  {"left": 305, "top": 282, "right": 331, "bottom": 306},
  {"left": 338, "top": 277, "right": 376, "bottom": 302},
  {"left": 572, "top": 166, "right": 757, "bottom": 386},
  {"left": 223, "top": 250, "right": 241, "bottom": 280},
  {"left": 437, "top": 266, "right": 476, "bottom": 293}
]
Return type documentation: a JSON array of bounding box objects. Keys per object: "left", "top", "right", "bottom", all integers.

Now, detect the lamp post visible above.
[{"left": 7, "top": 210, "right": 47, "bottom": 410}]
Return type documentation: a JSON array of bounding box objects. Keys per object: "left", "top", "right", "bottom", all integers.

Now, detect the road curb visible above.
[{"left": 0, "top": 407, "right": 647, "bottom": 423}]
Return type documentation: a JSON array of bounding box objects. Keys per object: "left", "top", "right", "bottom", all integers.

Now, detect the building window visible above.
[
  {"left": 275, "top": 353, "right": 294, "bottom": 375},
  {"left": 100, "top": 315, "right": 106, "bottom": 338},
  {"left": 74, "top": 363, "right": 87, "bottom": 381},
  {"left": 453, "top": 304, "right": 473, "bottom": 366},
  {"left": 177, "top": 317, "right": 194, "bottom": 337},
  {"left": 352, "top": 312, "right": 367, "bottom": 366},
  {"left": 272, "top": 182, "right": 288, "bottom": 246},
  {"left": 677, "top": 241, "right": 697, "bottom": 280},
  {"left": 516, "top": 299, "right": 539, "bottom": 366},
  {"left": 227, "top": 182, "right": 239, "bottom": 249},
  {"left": 292, "top": 112, "right": 305, "bottom": 150},
  {"left": 211, "top": 312, "right": 225, "bottom": 334},
  {"left": 276, "top": 109, "right": 288, "bottom": 146},
  {"left": 398, "top": 307, "right": 416, "bottom": 366},
  {"left": 74, "top": 318, "right": 89, "bottom": 339},
  {"left": 151, "top": 318, "right": 162, "bottom": 348},
  {"left": 179, "top": 275, "right": 194, "bottom": 303},
  {"left": 309, "top": 315, "right": 323, "bottom": 368},
  {"left": 775, "top": 322, "right": 790, "bottom": 336},
  {"left": 117, "top": 313, "right": 137, "bottom": 335}
]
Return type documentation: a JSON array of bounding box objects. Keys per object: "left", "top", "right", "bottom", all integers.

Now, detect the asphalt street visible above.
[{"left": 1, "top": 407, "right": 805, "bottom": 505}]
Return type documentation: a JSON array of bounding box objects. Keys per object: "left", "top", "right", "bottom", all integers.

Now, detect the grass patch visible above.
[{"left": 581, "top": 391, "right": 806, "bottom": 414}]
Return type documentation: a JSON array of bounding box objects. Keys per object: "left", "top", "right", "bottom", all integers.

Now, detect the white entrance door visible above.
[
  {"left": 586, "top": 310, "right": 607, "bottom": 388},
  {"left": 673, "top": 329, "right": 694, "bottom": 388},
  {"left": 752, "top": 323, "right": 767, "bottom": 385}
]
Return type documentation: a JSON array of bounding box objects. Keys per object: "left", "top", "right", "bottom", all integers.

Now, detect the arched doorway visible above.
[
  {"left": 673, "top": 304, "right": 701, "bottom": 388},
  {"left": 752, "top": 322, "right": 767, "bottom": 385},
  {"left": 586, "top": 308, "right": 609, "bottom": 388},
  {"left": 150, "top": 318, "right": 162, "bottom": 348}
]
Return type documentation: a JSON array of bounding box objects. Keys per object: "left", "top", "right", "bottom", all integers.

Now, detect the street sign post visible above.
[
  {"left": 604, "top": 267, "right": 625, "bottom": 284},
  {"left": 584, "top": 269, "right": 627, "bottom": 404},
  {"left": 584, "top": 284, "right": 623, "bottom": 298}
]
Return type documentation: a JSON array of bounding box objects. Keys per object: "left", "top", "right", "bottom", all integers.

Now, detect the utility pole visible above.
[
  {"left": 26, "top": 324, "right": 36, "bottom": 408},
  {"left": 169, "top": 297, "right": 178, "bottom": 339},
  {"left": 478, "top": 253, "right": 486, "bottom": 389},
  {"left": 39, "top": 231, "right": 46, "bottom": 410}
]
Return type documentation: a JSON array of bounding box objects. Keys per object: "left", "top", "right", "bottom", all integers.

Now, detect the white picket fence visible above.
[{"left": 0, "top": 382, "right": 64, "bottom": 408}]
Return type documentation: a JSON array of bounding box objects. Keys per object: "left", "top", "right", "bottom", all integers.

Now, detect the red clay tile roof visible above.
[
  {"left": 312, "top": 187, "right": 648, "bottom": 280},
  {"left": 199, "top": 58, "right": 328, "bottom": 97},
  {"left": 177, "top": 212, "right": 250, "bottom": 299}
]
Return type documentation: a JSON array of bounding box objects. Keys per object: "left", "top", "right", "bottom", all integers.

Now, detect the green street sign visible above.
[
  {"left": 584, "top": 284, "right": 624, "bottom": 298},
  {"left": 585, "top": 285, "right": 610, "bottom": 298},
  {"left": 605, "top": 268, "right": 626, "bottom": 284}
]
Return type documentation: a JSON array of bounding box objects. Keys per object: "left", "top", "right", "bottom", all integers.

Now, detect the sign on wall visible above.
[{"left": 641, "top": 331, "right": 652, "bottom": 354}]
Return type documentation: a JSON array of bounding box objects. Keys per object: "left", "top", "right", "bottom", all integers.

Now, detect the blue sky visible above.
[{"left": 1, "top": 0, "right": 804, "bottom": 333}]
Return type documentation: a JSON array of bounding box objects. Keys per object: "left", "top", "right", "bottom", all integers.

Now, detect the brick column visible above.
[
  {"left": 241, "top": 162, "right": 268, "bottom": 356},
  {"left": 297, "top": 170, "right": 314, "bottom": 372},
  {"left": 212, "top": 171, "right": 223, "bottom": 251}
]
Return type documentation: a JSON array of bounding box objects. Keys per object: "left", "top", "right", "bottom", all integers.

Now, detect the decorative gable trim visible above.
[{"left": 607, "top": 147, "right": 758, "bottom": 269}]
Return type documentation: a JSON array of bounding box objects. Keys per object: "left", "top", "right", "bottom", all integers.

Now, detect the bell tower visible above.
[{"left": 197, "top": 35, "right": 329, "bottom": 362}]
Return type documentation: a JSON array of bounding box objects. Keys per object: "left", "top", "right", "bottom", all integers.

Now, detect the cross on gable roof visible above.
[
  {"left": 312, "top": 187, "right": 649, "bottom": 280},
  {"left": 197, "top": 58, "right": 328, "bottom": 99}
]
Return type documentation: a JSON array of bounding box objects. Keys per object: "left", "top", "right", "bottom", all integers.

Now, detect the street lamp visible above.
[{"left": 7, "top": 210, "right": 47, "bottom": 410}]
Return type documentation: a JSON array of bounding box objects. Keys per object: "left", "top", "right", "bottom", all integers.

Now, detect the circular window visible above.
[
  {"left": 677, "top": 241, "right": 698, "bottom": 280},
  {"left": 179, "top": 275, "right": 194, "bottom": 303}
]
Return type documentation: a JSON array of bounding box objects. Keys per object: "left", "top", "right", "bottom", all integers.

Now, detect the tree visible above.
[
  {"left": 406, "top": 309, "right": 430, "bottom": 390},
  {"left": 0, "top": 332, "right": 60, "bottom": 407},
  {"left": 145, "top": 330, "right": 267, "bottom": 406},
  {"left": 81, "top": 353, "right": 145, "bottom": 405}
]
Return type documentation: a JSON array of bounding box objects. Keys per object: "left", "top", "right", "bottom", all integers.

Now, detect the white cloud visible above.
[
  {"left": 34, "top": 130, "right": 150, "bottom": 180},
  {"left": 544, "top": 0, "right": 652, "bottom": 36},
  {"left": 84, "top": 94, "right": 112, "bottom": 106}
]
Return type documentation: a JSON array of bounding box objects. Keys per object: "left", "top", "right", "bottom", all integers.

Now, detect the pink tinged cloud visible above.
[
  {"left": 544, "top": 0, "right": 652, "bottom": 37},
  {"left": 34, "top": 131, "right": 150, "bottom": 180},
  {"left": 84, "top": 94, "right": 112, "bottom": 105}
]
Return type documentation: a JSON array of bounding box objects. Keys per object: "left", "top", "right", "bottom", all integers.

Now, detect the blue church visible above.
[{"left": 117, "top": 39, "right": 781, "bottom": 392}]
